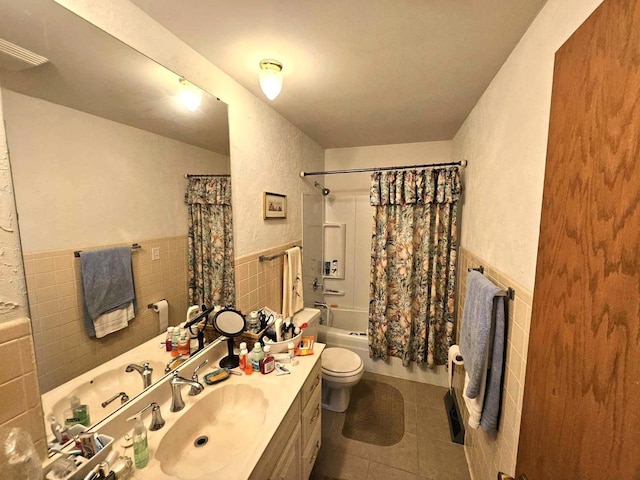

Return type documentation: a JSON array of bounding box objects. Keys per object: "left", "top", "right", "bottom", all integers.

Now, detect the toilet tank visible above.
[{"left": 293, "top": 308, "right": 321, "bottom": 340}]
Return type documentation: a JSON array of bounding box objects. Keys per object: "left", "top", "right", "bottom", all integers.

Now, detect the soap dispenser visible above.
[{"left": 131, "top": 416, "right": 149, "bottom": 469}]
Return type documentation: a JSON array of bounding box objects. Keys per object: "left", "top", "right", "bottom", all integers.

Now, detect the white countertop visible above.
[{"left": 95, "top": 340, "right": 325, "bottom": 480}]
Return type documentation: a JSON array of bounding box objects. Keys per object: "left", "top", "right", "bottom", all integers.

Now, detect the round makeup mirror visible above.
[{"left": 212, "top": 308, "right": 246, "bottom": 368}]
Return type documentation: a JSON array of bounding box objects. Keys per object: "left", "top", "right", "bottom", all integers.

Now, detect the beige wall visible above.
[
  {"left": 455, "top": 249, "right": 532, "bottom": 477},
  {"left": 324, "top": 140, "right": 453, "bottom": 193},
  {"left": 452, "top": 0, "right": 604, "bottom": 293},
  {"left": 0, "top": 89, "right": 28, "bottom": 320},
  {"left": 3, "top": 90, "right": 229, "bottom": 253}
]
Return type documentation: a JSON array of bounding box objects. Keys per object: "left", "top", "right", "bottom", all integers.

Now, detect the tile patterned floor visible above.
[{"left": 310, "top": 372, "right": 471, "bottom": 480}]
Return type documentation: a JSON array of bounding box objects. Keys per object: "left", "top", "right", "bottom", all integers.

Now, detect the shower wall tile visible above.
[{"left": 454, "top": 247, "right": 532, "bottom": 479}]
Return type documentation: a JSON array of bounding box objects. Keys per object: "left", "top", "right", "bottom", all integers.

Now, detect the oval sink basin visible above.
[
  {"left": 156, "top": 384, "right": 269, "bottom": 478},
  {"left": 49, "top": 360, "right": 165, "bottom": 425}
]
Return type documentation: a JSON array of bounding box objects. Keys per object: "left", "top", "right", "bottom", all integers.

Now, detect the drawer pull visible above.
[
  {"left": 309, "top": 374, "right": 320, "bottom": 394},
  {"left": 310, "top": 405, "right": 320, "bottom": 424},
  {"left": 310, "top": 441, "right": 321, "bottom": 463}
]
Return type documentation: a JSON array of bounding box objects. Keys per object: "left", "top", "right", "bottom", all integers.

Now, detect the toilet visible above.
[{"left": 321, "top": 347, "right": 364, "bottom": 412}]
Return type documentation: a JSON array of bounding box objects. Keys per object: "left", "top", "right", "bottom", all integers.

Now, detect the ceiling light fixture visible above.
[
  {"left": 259, "top": 59, "right": 283, "bottom": 101},
  {"left": 179, "top": 78, "right": 202, "bottom": 111}
]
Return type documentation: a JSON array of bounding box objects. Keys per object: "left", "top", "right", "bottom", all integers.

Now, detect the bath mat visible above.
[{"left": 342, "top": 379, "right": 404, "bottom": 446}]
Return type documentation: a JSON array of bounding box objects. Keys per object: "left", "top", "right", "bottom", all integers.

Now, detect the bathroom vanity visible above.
[{"left": 45, "top": 332, "right": 324, "bottom": 480}]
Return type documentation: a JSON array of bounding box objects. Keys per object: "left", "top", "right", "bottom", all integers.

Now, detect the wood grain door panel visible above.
[{"left": 516, "top": 0, "right": 640, "bottom": 478}]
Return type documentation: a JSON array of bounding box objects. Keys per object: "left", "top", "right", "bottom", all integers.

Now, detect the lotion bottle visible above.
[{"left": 250, "top": 342, "right": 264, "bottom": 372}]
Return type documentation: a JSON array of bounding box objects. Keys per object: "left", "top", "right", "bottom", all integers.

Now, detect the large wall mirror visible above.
[{"left": 0, "top": 0, "right": 231, "bottom": 428}]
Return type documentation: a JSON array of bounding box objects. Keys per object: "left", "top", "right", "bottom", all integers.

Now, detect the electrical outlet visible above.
[{"left": 151, "top": 247, "right": 160, "bottom": 260}]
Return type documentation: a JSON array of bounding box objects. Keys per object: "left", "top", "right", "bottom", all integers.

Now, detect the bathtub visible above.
[{"left": 317, "top": 306, "right": 448, "bottom": 387}]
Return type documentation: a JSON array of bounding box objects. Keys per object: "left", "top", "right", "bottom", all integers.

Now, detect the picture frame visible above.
[{"left": 263, "top": 192, "right": 287, "bottom": 219}]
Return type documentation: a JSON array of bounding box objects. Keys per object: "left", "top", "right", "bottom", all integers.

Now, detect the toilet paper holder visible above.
[{"left": 147, "top": 299, "right": 166, "bottom": 309}]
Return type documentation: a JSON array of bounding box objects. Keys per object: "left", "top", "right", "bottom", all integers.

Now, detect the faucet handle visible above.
[
  {"left": 127, "top": 402, "right": 165, "bottom": 431},
  {"left": 190, "top": 359, "right": 208, "bottom": 395},
  {"left": 191, "top": 359, "right": 209, "bottom": 380}
]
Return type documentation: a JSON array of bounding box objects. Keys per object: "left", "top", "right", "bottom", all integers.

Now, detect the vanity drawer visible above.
[
  {"left": 301, "top": 381, "right": 321, "bottom": 449},
  {"left": 301, "top": 421, "right": 321, "bottom": 480},
  {"left": 301, "top": 359, "right": 322, "bottom": 408}
]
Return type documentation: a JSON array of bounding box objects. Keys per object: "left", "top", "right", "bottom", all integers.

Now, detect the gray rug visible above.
[{"left": 342, "top": 379, "right": 404, "bottom": 446}]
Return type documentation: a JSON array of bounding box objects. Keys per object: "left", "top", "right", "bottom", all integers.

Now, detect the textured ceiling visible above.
[{"left": 131, "top": 0, "right": 547, "bottom": 148}]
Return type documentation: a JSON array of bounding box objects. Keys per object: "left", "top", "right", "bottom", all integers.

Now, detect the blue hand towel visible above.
[
  {"left": 459, "top": 270, "right": 506, "bottom": 432},
  {"left": 80, "top": 247, "right": 137, "bottom": 337}
]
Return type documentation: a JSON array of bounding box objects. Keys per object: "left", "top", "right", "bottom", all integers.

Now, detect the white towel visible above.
[
  {"left": 463, "top": 370, "right": 487, "bottom": 429},
  {"left": 93, "top": 301, "right": 134, "bottom": 338},
  {"left": 282, "top": 247, "right": 304, "bottom": 318}
]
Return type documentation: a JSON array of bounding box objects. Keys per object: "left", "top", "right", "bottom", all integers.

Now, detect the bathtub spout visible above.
[{"left": 314, "top": 301, "right": 328, "bottom": 308}]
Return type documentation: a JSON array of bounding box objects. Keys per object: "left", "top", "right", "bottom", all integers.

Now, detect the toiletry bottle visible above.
[
  {"left": 171, "top": 327, "right": 180, "bottom": 358},
  {"left": 178, "top": 329, "right": 189, "bottom": 357},
  {"left": 247, "top": 311, "right": 260, "bottom": 333},
  {"left": 239, "top": 347, "right": 248, "bottom": 371},
  {"left": 69, "top": 395, "right": 90, "bottom": 427},
  {"left": 132, "top": 417, "right": 149, "bottom": 469},
  {"left": 287, "top": 342, "right": 296, "bottom": 360},
  {"left": 274, "top": 317, "right": 283, "bottom": 342},
  {"left": 260, "top": 345, "right": 275, "bottom": 374},
  {"left": 165, "top": 327, "right": 174, "bottom": 352},
  {"left": 250, "top": 342, "right": 264, "bottom": 372}
]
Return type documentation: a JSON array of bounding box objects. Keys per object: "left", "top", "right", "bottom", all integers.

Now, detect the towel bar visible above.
[
  {"left": 74, "top": 243, "right": 142, "bottom": 258},
  {"left": 467, "top": 266, "right": 515, "bottom": 300},
  {"left": 258, "top": 245, "right": 302, "bottom": 262}
]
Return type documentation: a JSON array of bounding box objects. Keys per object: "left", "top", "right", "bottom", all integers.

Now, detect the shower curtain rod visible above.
[
  {"left": 184, "top": 173, "right": 231, "bottom": 178},
  {"left": 299, "top": 159, "right": 467, "bottom": 177}
]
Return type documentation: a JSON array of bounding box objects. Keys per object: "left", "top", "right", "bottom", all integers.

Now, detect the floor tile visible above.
[
  {"left": 415, "top": 405, "right": 451, "bottom": 442},
  {"left": 405, "top": 401, "right": 417, "bottom": 435},
  {"left": 363, "top": 371, "right": 416, "bottom": 403},
  {"left": 415, "top": 382, "right": 448, "bottom": 408},
  {"left": 367, "top": 461, "right": 420, "bottom": 480},
  {"left": 327, "top": 410, "right": 373, "bottom": 459},
  {"left": 417, "top": 437, "right": 470, "bottom": 480},
  {"left": 311, "top": 444, "right": 370, "bottom": 480},
  {"left": 367, "top": 432, "right": 419, "bottom": 473}
]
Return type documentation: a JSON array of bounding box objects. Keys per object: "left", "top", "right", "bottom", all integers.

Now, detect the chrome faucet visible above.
[
  {"left": 165, "top": 356, "right": 188, "bottom": 373},
  {"left": 314, "top": 301, "right": 328, "bottom": 308},
  {"left": 127, "top": 402, "right": 165, "bottom": 431},
  {"left": 101, "top": 391, "right": 129, "bottom": 408},
  {"left": 189, "top": 359, "right": 209, "bottom": 396},
  {"left": 170, "top": 371, "right": 204, "bottom": 412},
  {"left": 125, "top": 362, "right": 153, "bottom": 388}
]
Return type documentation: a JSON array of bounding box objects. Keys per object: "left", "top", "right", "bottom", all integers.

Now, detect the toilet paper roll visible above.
[
  {"left": 152, "top": 299, "right": 169, "bottom": 332},
  {"left": 448, "top": 344, "right": 464, "bottom": 391}
]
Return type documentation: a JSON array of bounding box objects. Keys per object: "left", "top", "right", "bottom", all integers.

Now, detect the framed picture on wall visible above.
[{"left": 263, "top": 192, "right": 287, "bottom": 219}]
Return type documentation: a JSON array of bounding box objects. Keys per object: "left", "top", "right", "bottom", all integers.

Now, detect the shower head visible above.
[{"left": 314, "top": 181, "right": 330, "bottom": 196}]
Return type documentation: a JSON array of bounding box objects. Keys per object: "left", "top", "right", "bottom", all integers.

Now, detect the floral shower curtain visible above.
[
  {"left": 368, "top": 167, "right": 461, "bottom": 367},
  {"left": 185, "top": 176, "right": 235, "bottom": 307}
]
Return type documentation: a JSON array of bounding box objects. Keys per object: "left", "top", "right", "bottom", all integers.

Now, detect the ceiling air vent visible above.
[{"left": 0, "top": 38, "right": 49, "bottom": 71}]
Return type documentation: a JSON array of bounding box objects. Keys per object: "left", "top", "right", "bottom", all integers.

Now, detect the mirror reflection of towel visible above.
[
  {"left": 282, "top": 246, "right": 304, "bottom": 318},
  {"left": 80, "top": 246, "right": 137, "bottom": 337}
]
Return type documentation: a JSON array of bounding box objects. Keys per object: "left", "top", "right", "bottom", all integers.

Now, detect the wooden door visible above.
[{"left": 516, "top": 0, "right": 640, "bottom": 478}]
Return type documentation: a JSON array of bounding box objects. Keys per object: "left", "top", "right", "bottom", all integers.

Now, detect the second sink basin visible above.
[{"left": 156, "top": 383, "right": 269, "bottom": 479}]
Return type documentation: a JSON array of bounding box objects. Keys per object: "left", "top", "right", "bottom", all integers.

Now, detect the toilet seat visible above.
[{"left": 322, "top": 347, "right": 363, "bottom": 378}]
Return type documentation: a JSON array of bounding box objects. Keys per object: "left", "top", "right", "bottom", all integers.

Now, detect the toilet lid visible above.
[{"left": 322, "top": 347, "right": 363, "bottom": 375}]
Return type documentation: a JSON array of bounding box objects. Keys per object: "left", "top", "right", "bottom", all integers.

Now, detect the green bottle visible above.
[{"left": 132, "top": 417, "right": 149, "bottom": 469}]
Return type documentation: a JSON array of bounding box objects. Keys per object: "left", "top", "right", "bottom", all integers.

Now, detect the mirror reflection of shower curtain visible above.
[
  {"left": 368, "top": 167, "right": 461, "bottom": 367},
  {"left": 185, "top": 176, "right": 235, "bottom": 307}
]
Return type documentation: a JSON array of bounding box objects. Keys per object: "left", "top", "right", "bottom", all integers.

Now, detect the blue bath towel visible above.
[
  {"left": 459, "top": 270, "right": 506, "bottom": 432},
  {"left": 81, "top": 247, "right": 137, "bottom": 336}
]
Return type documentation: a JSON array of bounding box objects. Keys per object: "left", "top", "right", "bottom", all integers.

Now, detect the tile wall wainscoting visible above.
[
  {"left": 24, "top": 236, "right": 298, "bottom": 393},
  {"left": 0, "top": 318, "right": 47, "bottom": 458},
  {"left": 454, "top": 248, "right": 532, "bottom": 478}
]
